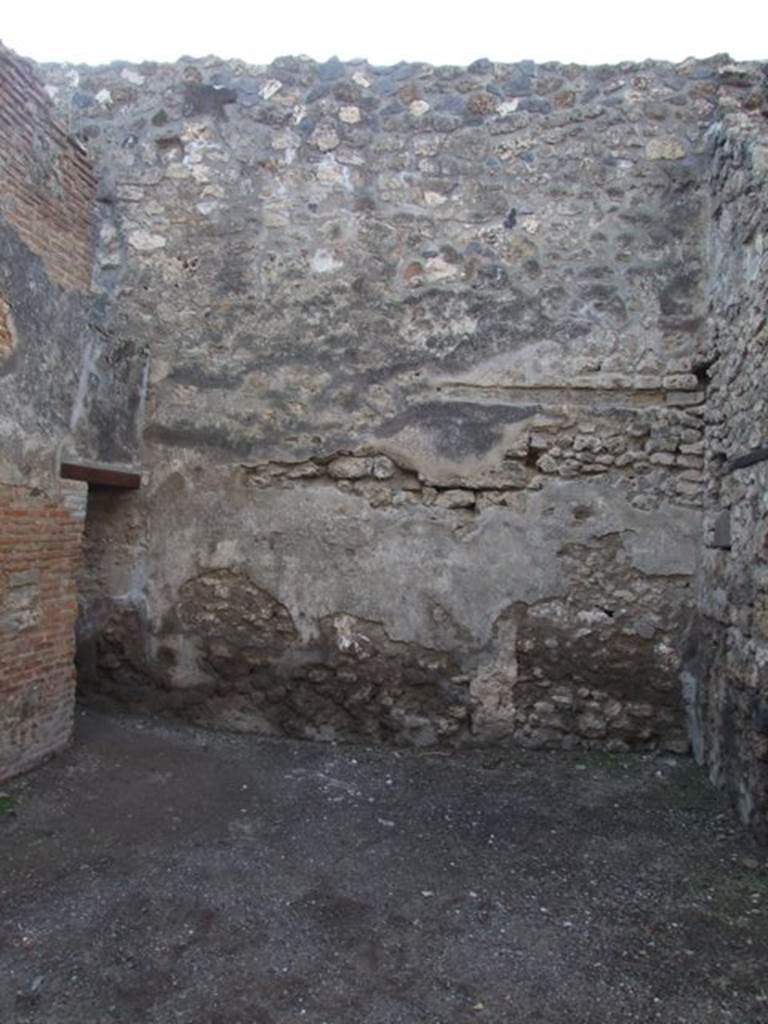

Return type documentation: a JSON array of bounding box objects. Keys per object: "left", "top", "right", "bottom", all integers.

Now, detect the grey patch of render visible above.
[
  {"left": 0, "top": 569, "right": 41, "bottom": 634},
  {"left": 0, "top": 206, "right": 143, "bottom": 489},
  {"left": 0, "top": 218, "right": 90, "bottom": 485}
]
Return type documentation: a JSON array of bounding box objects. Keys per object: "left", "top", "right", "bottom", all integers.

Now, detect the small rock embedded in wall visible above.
[
  {"left": 0, "top": 295, "right": 15, "bottom": 358},
  {"left": 712, "top": 509, "right": 732, "bottom": 550}
]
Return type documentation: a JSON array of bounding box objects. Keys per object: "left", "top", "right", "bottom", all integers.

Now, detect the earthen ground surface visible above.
[{"left": 1, "top": 710, "right": 767, "bottom": 1024}]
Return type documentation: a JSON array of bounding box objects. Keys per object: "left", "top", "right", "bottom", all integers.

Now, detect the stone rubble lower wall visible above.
[{"left": 75, "top": 465, "right": 698, "bottom": 751}]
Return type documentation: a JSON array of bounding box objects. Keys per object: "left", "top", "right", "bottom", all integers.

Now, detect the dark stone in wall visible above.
[
  {"left": 182, "top": 83, "right": 237, "bottom": 120},
  {"left": 377, "top": 402, "right": 539, "bottom": 459}
]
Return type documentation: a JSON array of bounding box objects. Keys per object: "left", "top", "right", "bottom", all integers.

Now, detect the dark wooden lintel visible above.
[
  {"left": 60, "top": 461, "right": 142, "bottom": 489},
  {"left": 723, "top": 445, "right": 768, "bottom": 474}
]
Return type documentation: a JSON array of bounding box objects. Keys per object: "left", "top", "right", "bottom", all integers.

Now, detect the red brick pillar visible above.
[{"left": 0, "top": 479, "right": 88, "bottom": 780}]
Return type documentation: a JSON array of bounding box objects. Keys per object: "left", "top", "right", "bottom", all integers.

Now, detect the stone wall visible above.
[
  {"left": 42, "top": 53, "right": 762, "bottom": 754},
  {"left": 687, "top": 75, "right": 768, "bottom": 840}
]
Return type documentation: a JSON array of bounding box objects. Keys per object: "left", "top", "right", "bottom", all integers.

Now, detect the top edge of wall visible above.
[{"left": 22, "top": 51, "right": 768, "bottom": 77}]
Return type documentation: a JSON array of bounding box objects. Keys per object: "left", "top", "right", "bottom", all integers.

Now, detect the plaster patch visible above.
[
  {"left": 261, "top": 79, "right": 283, "bottom": 100},
  {"left": 128, "top": 230, "right": 166, "bottom": 252},
  {"left": 311, "top": 249, "right": 344, "bottom": 274}
]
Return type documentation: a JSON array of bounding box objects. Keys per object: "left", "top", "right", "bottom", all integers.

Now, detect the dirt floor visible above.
[{"left": 1, "top": 710, "right": 767, "bottom": 1024}]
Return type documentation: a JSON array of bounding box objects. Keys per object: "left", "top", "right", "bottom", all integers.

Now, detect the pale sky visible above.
[{"left": 4, "top": 0, "right": 767, "bottom": 67}]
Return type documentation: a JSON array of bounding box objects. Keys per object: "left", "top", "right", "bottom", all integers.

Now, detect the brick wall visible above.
[
  {"left": 0, "top": 42, "right": 97, "bottom": 780},
  {"left": 0, "top": 481, "right": 87, "bottom": 780},
  {"left": 0, "top": 43, "right": 95, "bottom": 292}
]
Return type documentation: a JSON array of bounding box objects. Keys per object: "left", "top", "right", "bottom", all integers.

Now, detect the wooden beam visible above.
[
  {"left": 723, "top": 445, "right": 768, "bottom": 474},
  {"left": 60, "top": 461, "right": 141, "bottom": 489}
]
